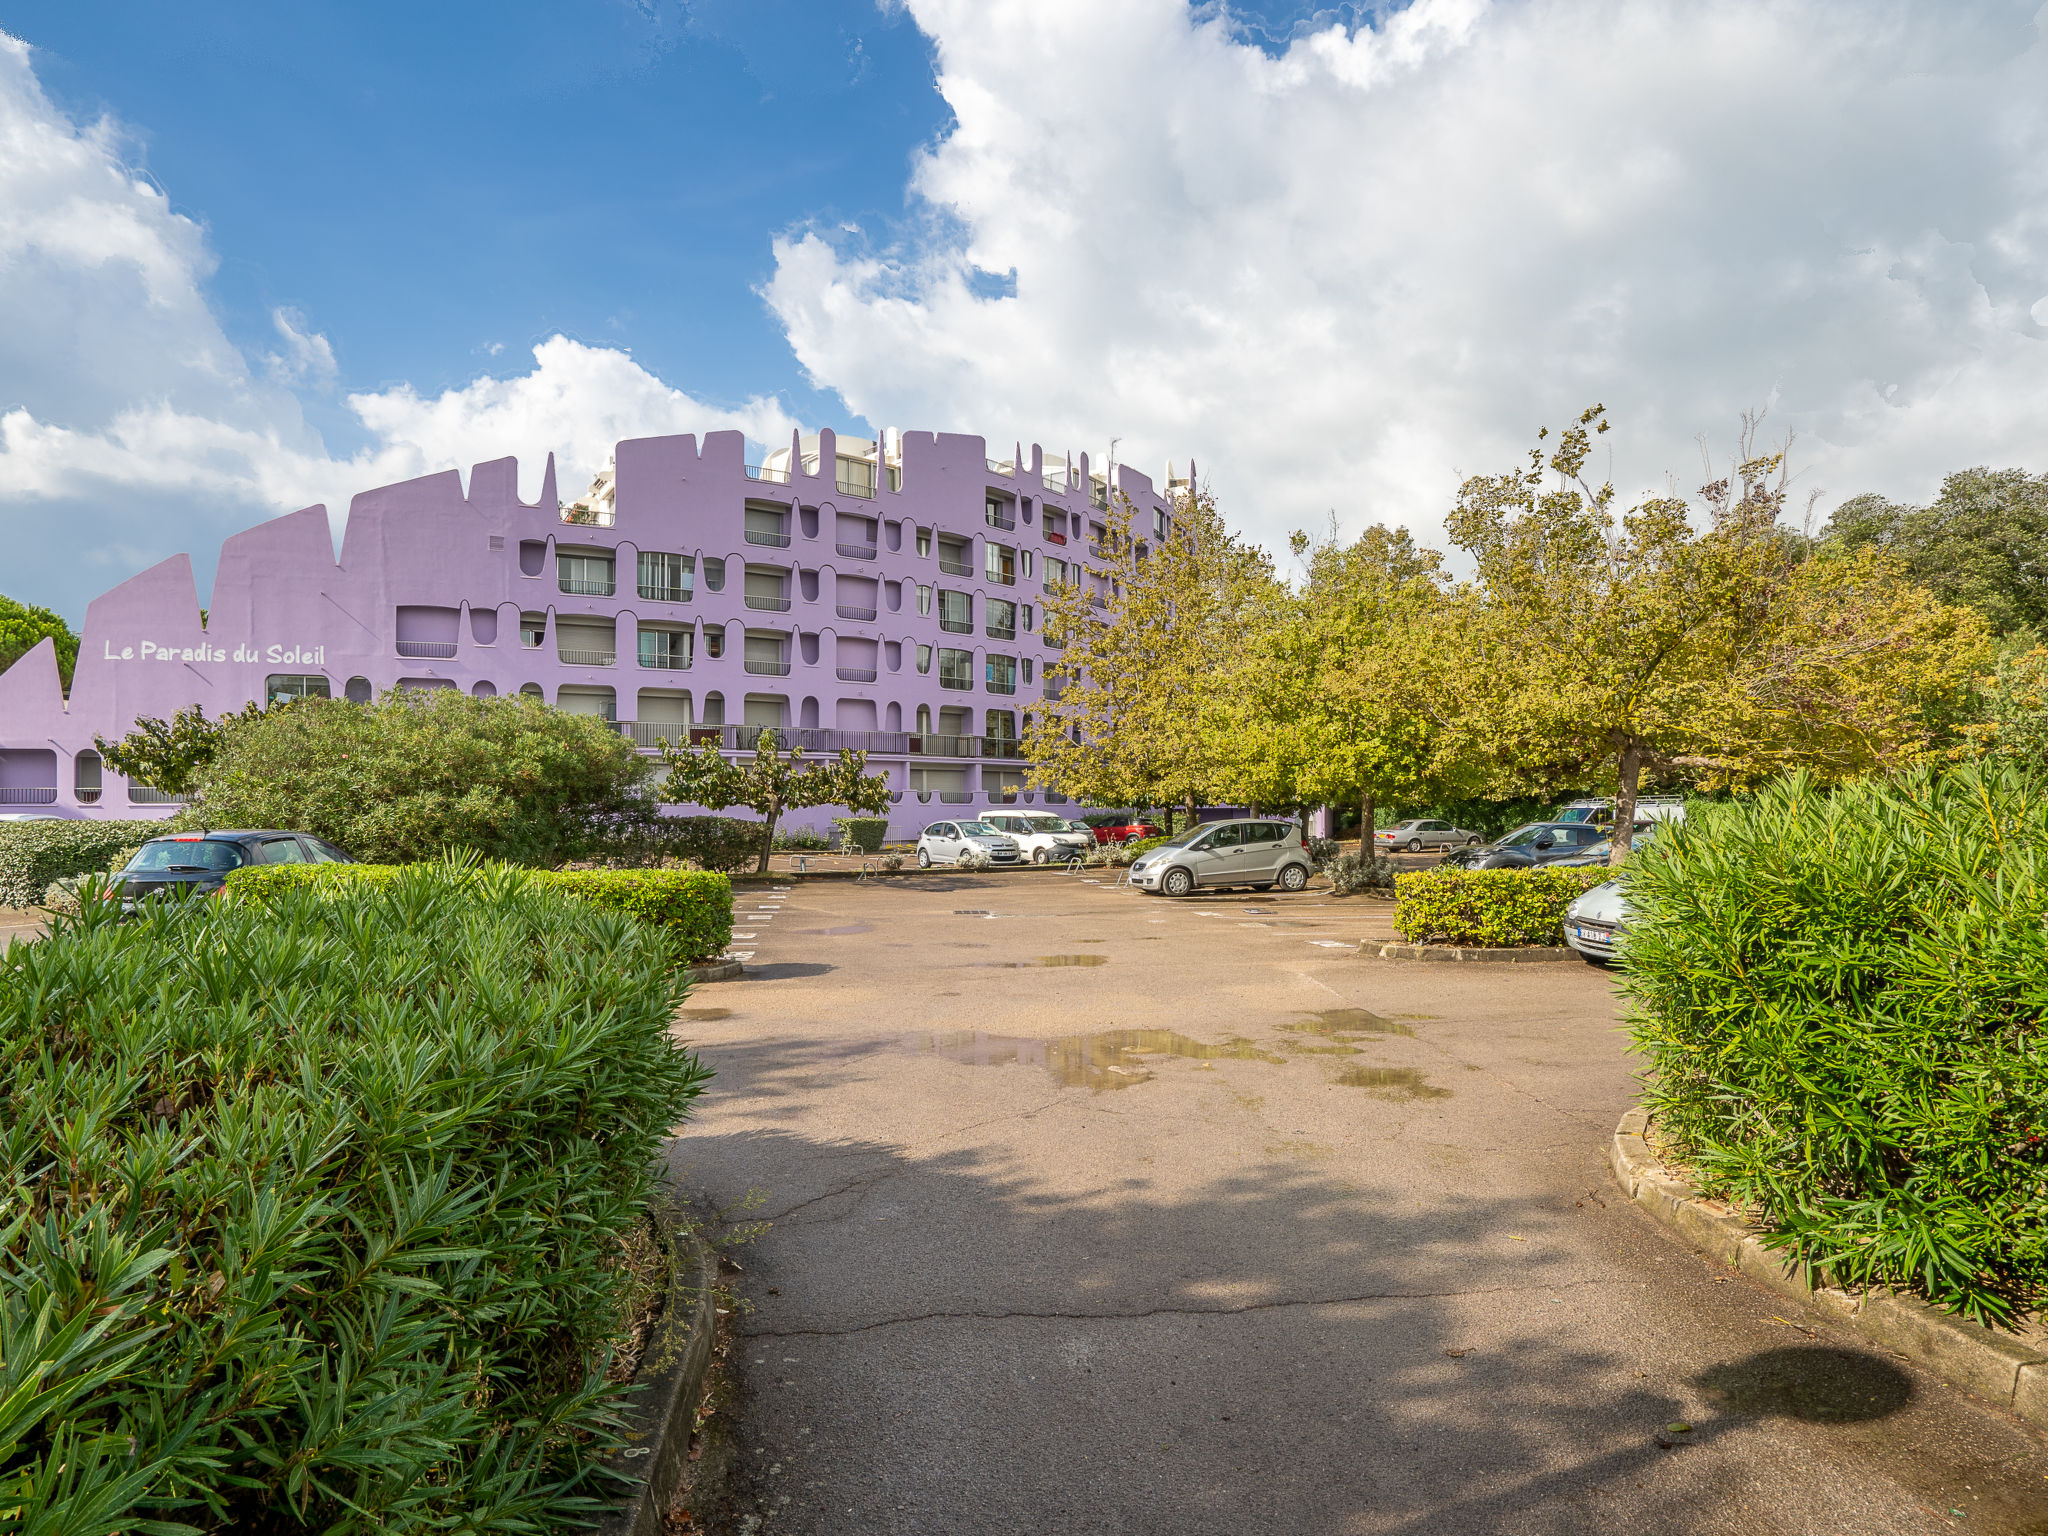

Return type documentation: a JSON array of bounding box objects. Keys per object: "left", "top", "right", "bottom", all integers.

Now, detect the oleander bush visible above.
[
  {"left": 831, "top": 817, "right": 889, "bottom": 854},
  {"left": 0, "top": 860, "right": 711, "bottom": 1533},
  {"left": 230, "top": 862, "right": 734, "bottom": 962},
  {"left": 1627, "top": 762, "right": 2048, "bottom": 1327},
  {"left": 0, "top": 817, "right": 163, "bottom": 906},
  {"left": 1392, "top": 866, "right": 1603, "bottom": 945},
  {"left": 1326, "top": 851, "right": 1397, "bottom": 894},
  {"left": 669, "top": 814, "right": 767, "bottom": 875}
]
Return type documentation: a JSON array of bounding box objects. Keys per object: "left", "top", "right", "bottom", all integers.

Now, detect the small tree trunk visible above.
[
  {"left": 1360, "top": 787, "right": 1375, "bottom": 853},
  {"left": 758, "top": 797, "right": 780, "bottom": 875},
  {"left": 1611, "top": 742, "right": 1642, "bottom": 866}
]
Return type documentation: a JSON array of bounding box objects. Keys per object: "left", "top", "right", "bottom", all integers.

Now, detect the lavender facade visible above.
[{"left": 0, "top": 427, "right": 1187, "bottom": 838}]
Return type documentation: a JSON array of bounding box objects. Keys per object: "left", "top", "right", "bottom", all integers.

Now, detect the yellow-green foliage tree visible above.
[
  {"left": 1024, "top": 487, "right": 1276, "bottom": 816},
  {"left": 1449, "top": 408, "right": 1991, "bottom": 859}
]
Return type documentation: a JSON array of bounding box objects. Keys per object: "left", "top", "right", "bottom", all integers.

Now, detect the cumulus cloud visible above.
[
  {"left": 0, "top": 31, "right": 795, "bottom": 618},
  {"left": 764, "top": 0, "right": 2048, "bottom": 554}
]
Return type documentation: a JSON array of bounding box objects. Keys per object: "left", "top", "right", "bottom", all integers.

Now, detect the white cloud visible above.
[
  {"left": 764, "top": 0, "right": 2048, "bottom": 553},
  {"left": 0, "top": 31, "right": 796, "bottom": 617}
]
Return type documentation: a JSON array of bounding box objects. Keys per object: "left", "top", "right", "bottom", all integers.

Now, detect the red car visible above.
[{"left": 1085, "top": 815, "right": 1165, "bottom": 845}]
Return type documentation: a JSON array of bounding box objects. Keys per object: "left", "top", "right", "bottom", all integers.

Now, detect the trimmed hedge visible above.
[
  {"left": 0, "top": 860, "right": 711, "bottom": 1532},
  {"left": 0, "top": 818, "right": 167, "bottom": 907},
  {"left": 230, "top": 862, "right": 734, "bottom": 962},
  {"left": 669, "top": 814, "right": 766, "bottom": 874},
  {"left": 832, "top": 816, "right": 889, "bottom": 854},
  {"left": 1628, "top": 763, "right": 2048, "bottom": 1327},
  {"left": 1392, "top": 866, "right": 1604, "bottom": 946}
]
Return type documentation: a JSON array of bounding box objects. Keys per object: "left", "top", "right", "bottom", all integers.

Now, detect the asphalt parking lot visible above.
[{"left": 676, "top": 870, "right": 2048, "bottom": 1536}]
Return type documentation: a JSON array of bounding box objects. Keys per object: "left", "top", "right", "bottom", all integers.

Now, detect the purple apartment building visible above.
[{"left": 0, "top": 427, "right": 1188, "bottom": 839}]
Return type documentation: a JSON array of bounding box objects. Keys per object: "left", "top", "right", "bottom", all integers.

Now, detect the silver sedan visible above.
[{"left": 1372, "top": 818, "right": 1484, "bottom": 853}]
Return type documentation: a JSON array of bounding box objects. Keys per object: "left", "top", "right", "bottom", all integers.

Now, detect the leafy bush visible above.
[
  {"left": 670, "top": 814, "right": 767, "bottom": 874},
  {"left": 956, "top": 846, "right": 993, "bottom": 870},
  {"left": 1326, "top": 851, "right": 1397, "bottom": 894},
  {"left": 832, "top": 816, "right": 890, "bottom": 854},
  {"left": 772, "top": 826, "right": 832, "bottom": 851},
  {"left": 1125, "top": 835, "right": 1169, "bottom": 859},
  {"left": 230, "top": 862, "right": 735, "bottom": 962},
  {"left": 0, "top": 860, "right": 710, "bottom": 1532},
  {"left": 1392, "top": 866, "right": 1602, "bottom": 945},
  {"left": 190, "top": 690, "right": 658, "bottom": 867},
  {"left": 0, "top": 818, "right": 164, "bottom": 906},
  {"left": 1308, "top": 836, "right": 1340, "bottom": 868},
  {"left": 1627, "top": 762, "right": 2048, "bottom": 1327}
]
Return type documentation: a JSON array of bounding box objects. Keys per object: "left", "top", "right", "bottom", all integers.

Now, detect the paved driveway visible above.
[{"left": 674, "top": 873, "right": 2048, "bottom": 1535}]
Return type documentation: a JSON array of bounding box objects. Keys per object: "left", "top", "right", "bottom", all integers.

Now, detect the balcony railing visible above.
[
  {"left": 986, "top": 570, "right": 1017, "bottom": 586},
  {"left": 126, "top": 785, "right": 192, "bottom": 805},
  {"left": 74, "top": 787, "right": 102, "bottom": 804},
  {"left": 743, "top": 658, "right": 791, "bottom": 675},
  {"left": 628, "top": 721, "right": 689, "bottom": 748},
  {"left": 744, "top": 528, "right": 791, "bottom": 547},
  {"left": 939, "top": 617, "right": 972, "bottom": 634},
  {"left": 638, "top": 652, "right": 691, "bottom": 670},
  {"left": 395, "top": 639, "right": 458, "bottom": 659},
  {"left": 638, "top": 584, "right": 691, "bottom": 603},
  {"left": 1046, "top": 530, "right": 1067, "bottom": 545},
  {"left": 1088, "top": 542, "right": 1111, "bottom": 559},
  {"left": 836, "top": 666, "right": 878, "bottom": 682},
  {"left": 986, "top": 458, "right": 1012, "bottom": 475},
  {"left": 835, "top": 603, "right": 877, "bottom": 621},
  {"left": 835, "top": 475, "right": 877, "bottom": 500},
  {"left": 1043, "top": 473, "right": 1071, "bottom": 495},
  {"left": 559, "top": 576, "right": 616, "bottom": 596},
  {"left": 558, "top": 648, "right": 617, "bottom": 667},
  {"left": 982, "top": 736, "right": 1024, "bottom": 759},
  {"left": 743, "top": 594, "right": 791, "bottom": 611},
  {"left": 937, "top": 556, "right": 972, "bottom": 577},
  {"left": 938, "top": 674, "right": 973, "bottom": 692},
  {"left": 936, "top": 790, "right": 972, "bottom": 803},
  {"left": 985, "top": 508, "right": 1015, "bottom": 531},
  {"left": 745, "top": 463, "right": 792, "bottom": 483},
  {"left": 835, "top": 542, "right": 878, "bottom": 561},
  {"left": 1090, "top": 487, "right": 1108, "bottom": 510},
  {"left": 986, "top": 624, "right": 1015, "bottom": 642},
  {"left": 1089, "top": 592, "right": 1109, "bottom": 608},
  {"left": 985, "top": 678, "right": 1017, "bottom": 695},
  {"left": 0, "top": 787, "right": 57, "bottom": 805}
]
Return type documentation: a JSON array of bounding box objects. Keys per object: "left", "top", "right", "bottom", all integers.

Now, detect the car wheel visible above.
[
  {"left": 1467, "top": 835, "right": 1482, "bottom": 847},
  {"left": 1278, "top": 863, "right": 1309, "bottom": 892},
  {"left": 1407, "top": 837, "right": 1423, "bottom": 852},
  {"left": 1031, "top": 847, "right": 1047, "bottom": 864},
  {"left": 1581, "top": 952, "right": 1609, "bottom": 968},
  {"left": 917, "top": 847, "right": 931, "bottom": 868},
  {"left": 1162, "top": 867, "right": 1194, "bottom": 898}
]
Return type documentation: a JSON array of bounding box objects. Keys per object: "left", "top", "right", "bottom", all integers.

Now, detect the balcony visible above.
[
  {"left": 938, "top": 674, "right": 973, "bottom": 692},
  {"left": 938, "top": 790, "right": 974, "bottom": 803},
  {"left": 1089, "top": 593, "right": 1109, "bottom": 609},
  {"left": 558, "top": 648, "right": 617, "bottom": 667},
  {"left": 743, "top": 594, "right": 792, "bottom": 611},
  {"left": 836, "top": 666, "right": 878, "bottom": 683},
  {"left": 981, "top": 736, "right": 1024, "bottom": 759},
  {"left": 559, "top": 576, "right": 616, "bottom": 597},
  {"left": 638, "top": 652, "right": 691, "bottom": 671},
  {"left": 745, "top": 463, "right": 792, "bottom": 483},
  {"left": 627, "top": 721, "right": 689, "bottom": 748},
  {"left": 0, "top": 787, "right": 56, "bottom": 805},
  {"left": 74, "top": 787, "right": 102, "bottom": 804},
  {"left": 835, "top": 541, "right": 878, "bottom": 560},
  {"left": 743, "top": 658, "right": 792, "bottom": 676},
  {"left": 395, "top": 640, "right": 458, "bottom": 659},
  {"left": 1090, "top": 486, "right": 1109, "bottom": 510},
  {"left": 1043, "top": 473, "right": 1071, "bottom": 495},
  {"left": 835, "top": 475, "right": 877, "bottom": 500},
  {"left": 986, "top": 620, "right": 1016, "bottom": 641},
  {"left": 1088, "top": 542, "right": 1111, "bottom": 559},
  {"left": 986, "top": 458, "right": 1013, "bottom": 476},
  {"left": 984, "top": 507, "right": 1015, "bottom": 531},
  {"left": 939, "top": 617, "right": 972, "bottom": 634},
  {"left": 937, "top": 557, "right": 972, "bottom": 577},
  {"left": 985, "top": 677, "right": 1017, "bottom": 695},
  {"left": 126, "top": 785, "right": 193, "bottom": 805},
  {"left": 986, "top": 569, "right": 1017, "bottom": 587},
  {"left": 1046, "top": 530, "right": 1067, "bottom": 545},
  {"left": 744, "top": 528, "right": 792, "bottom": 547},
  {"left": 638, "top": 584, "right": 691, "bottom": 603},
  {"left": 835, "top": 603, "right": 878, "bottom": 622}
]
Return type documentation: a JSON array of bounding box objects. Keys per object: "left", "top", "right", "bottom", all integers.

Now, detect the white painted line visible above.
[
  {"left": 726, "top": 950, "right": 755, "bottom": 960},
  {"left": 733, "top": 932, "right": 757, "bottom": 939},
  {"left": 1308, "top": 939, "right": 1351, "bottom": 948}
]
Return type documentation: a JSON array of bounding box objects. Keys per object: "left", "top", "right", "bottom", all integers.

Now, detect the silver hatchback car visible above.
[
  {"left": 916, "top": 820, "right": 1023, "bottom": 867},
  {"left": 1130, "top": 819, "right": 1314, "bottom": 897}
]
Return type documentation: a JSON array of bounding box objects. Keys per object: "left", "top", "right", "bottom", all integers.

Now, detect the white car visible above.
[
  {"left": 1564, "top": 878, "right": 1629, "bottom": 965},
  {"left": 980, "top": 811, "right": 1091, "bottom": 864},
  {"left": 916, "top": 820, "right": 1023, "bottom": 868}
]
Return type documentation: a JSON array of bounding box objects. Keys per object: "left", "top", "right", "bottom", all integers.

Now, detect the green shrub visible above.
[
  {"left": 832, "top": 816, "right": 889, "bottom": 854},
  {"left": 1125, "top": 835, "right": 1169, "bottom": 859},
  {"left": 230, "top": 863, "right": 734, "bottom": 962},
  {"left": 1627, "top": 762, "right": 2048, "bottom": 1327},
  {"left": 1393, "top": 866, "right": 1603, "bottom": 945},
  {"left": 772, "top": 826, "right": 832, "bottom": 851},
  {"left": 0, "top": 818, "right": 165, "bottom": 906},
  {"left": 669, "top": 814, "right": 766, "bottom": 874},
  {"left": 1327, "top": 851, "right": 1397, "bottom": 894},
  {"left": 0, "top": 860, "right": 710, "bottom": 1532}
]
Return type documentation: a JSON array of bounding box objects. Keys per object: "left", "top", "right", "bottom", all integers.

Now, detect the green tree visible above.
[
  {"left": 0, "top": 593, "right": 79, "bottom": 688},
  {"left": 96, "top": 702, "right": 263, "bottom": 797},
  {"left": 1822, "top": 467, "right": 2048, "bottom": 639},
  {"left": 192, "top": 690, "right": 657, "bottom": 865},
  {"left": 658, "top": 728, "right": 890, "bottom": 874},
  {"left": 1025, "top": 487, "right": 1278, "bottom": 818}
]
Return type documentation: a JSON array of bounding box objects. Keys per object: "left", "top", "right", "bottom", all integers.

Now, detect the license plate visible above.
[{"left": 1577, "top": 925, "right": 1611, "bottom": 942}]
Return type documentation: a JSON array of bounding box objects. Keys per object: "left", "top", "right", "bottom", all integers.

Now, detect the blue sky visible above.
[{"left": 2, "top": 0, "right": 2045, "bottom": 623}]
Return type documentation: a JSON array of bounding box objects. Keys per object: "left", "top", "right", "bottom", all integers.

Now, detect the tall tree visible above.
[
  {"left": 0, "top": 593, "right": 79, "bottom": 688},
  {"left": 659, "top": 728, "right": 891, "bottom": 874}
]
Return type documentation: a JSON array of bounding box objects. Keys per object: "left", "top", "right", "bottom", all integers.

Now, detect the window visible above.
[
  {"left": 638, "top": 552, "right": 693, "bottom": 601},
  {"left": 1155, "top": 508, "right": 1169, "bottom": 540},
  {"left": 916, "top": 526, "right": 932, "bottom": 558},
  {"left": 985, "top": 709, "right": 1017, "bottom": 739},
  {"left": 258, "top": 836, "right": 309, "bottom": 865},
  {"left": 985, "top": 494, "right": 1015, "bottom": 530},
  {"left": 1246, "top": 822, "right": 1284, "bottom": 843},
  {"left": 917, "top": 584, "right": 932, "bottom": 615},
  {"left": 1205, "top": 824, "right": 1245, "bottom": 849},
  {"left": 639, "top": 628, "right": 692, "bottom": 669},
  {"left": 937, "top": 536, "right": 972, "bottom": 576},
  {"left": 702, "top": 557, "right": 726, "bottom": 592},
  {"left": 916, "top": 644, "right": 932, "bottom": 674},
  {"left": 985, "top": 654, "right": 1017, "bottom": 694},
  {"left": 916, "top": 705, "right": 932, "bottom": 733},
  {"left": 520, "top": 613, "right": 546, "bottom": 648},
  {"left": 306, "top": 838, "right": 351, "bottom": 863},
  {"left": 1023, "top": 604, "right": 1035, "bottom": 632},
  {"left": 1022, "top": 657, "right": 1034, "bottom": 684},
  {"left": 1044, "top": 557, "right": 1068, "bottom": 589},
  {"left": 937, "top": 647, "right": 974, "bottom": 690},
  {"left": 985, "top": 542, "right": 1016, "bottom": 585},
  {"left": 744, "top": 504, "right": 790, "bottom": 546},
  {"left": 704, "top": 625, "right": 726, "bottom": 659},
  {"left": 558, "top": 552, "right": 615, "bottom": 596},
  {"left": 1020, "top": 549, "right": 1034, "bottom": 579},
  {"left": 986, "top": 598, "right": 1016, "bottom": 641},
  {"left": 266, "top": 674, "right": 330, "bottom": 705},
  {"left": 937, "top": 589, "right": 973, "bottom": 633}
]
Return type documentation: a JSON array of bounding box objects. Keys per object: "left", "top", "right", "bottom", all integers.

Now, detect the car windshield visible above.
[
  {"left": 1020, "top": 816, "right": 1067, "bottom": 833},
  {"left": 958, "top": 821, "right": 997, "bottom": 836},
  {"left": 1495, "top": 824, "right": 1556, "bottom": 848},
  {"left": 1154, "top": 825, "right": 1208, "bottom": 848},
  {"left": 125, "top": 838, "right": 245, "bottom": 872}
]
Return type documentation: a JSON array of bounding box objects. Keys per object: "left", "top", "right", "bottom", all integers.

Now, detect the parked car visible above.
[
  {"left": 107, "top": 829, "right": 355, "bottom": 909},
  {"left": 1437, "top": 822, "right": 1609, "bottom": 870},
  {"left": 980, "top": 811, "right": 1092, "bottom": 864},
  {"left": 0, "top": 811, "right": 61, "bottom": 822},
  {"left": 1130, "top": 818, "right": 1314, "bottom": 897},
  {"left": 1564, "top": 877, "right": 1629, "bottom": 964},
  {"left": 1082, "top": 814, "right": 1165, "bottom": 845},
  {"left": 1550, "top": 822, "right": 1661, "bottom": 869},
  {"left": 1552, "top": 796, "right": 1685, "bottom": 828},
  {"left": 1373, "top": 818, "right": 1483, "bottom": 853},
  {"left": 916, "top": 820, "right": 1023, "bottom": 868}
]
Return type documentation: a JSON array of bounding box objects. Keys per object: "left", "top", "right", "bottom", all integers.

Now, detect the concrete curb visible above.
[
  {"left": 686, "top": 959, "right": 744, "bottom": 983},
  {"left": 594, "top": 1219, "right": 722, "bottom": 1536},
  {"left": 1610, "top": 1107, "right": 2048, "bottom": 1429},
  {"left": 1368, "top": 942, "right": 1577, "bottom": 963}
]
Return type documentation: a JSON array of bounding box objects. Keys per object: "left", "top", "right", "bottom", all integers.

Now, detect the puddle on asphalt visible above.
[
  {"left": 984, "top": 954, "right": 1109, "bottom": 969},
  {"left": 676, "top": 1008, "right": 732, "bottom": 1022},
  {"left": 1333, "top": 1066, "right": 1451, "bottom": 1099},
  {"left": 1696, "top": 1347, "right": 1912, "bottom": 1423},
  {"left": 1287, "top": 1007, "right": 1416, "bottom": 1039},
  {"left": 907, "top": 1029, "right": 1283, "bottom": 1089},
  {"left": 794, "top": 923, "right": 873, "bottom": 935}
]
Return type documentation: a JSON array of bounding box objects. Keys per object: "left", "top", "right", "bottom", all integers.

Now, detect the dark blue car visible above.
[{"left": 108, "top": 830, "right": 354, "bottom": 907}]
